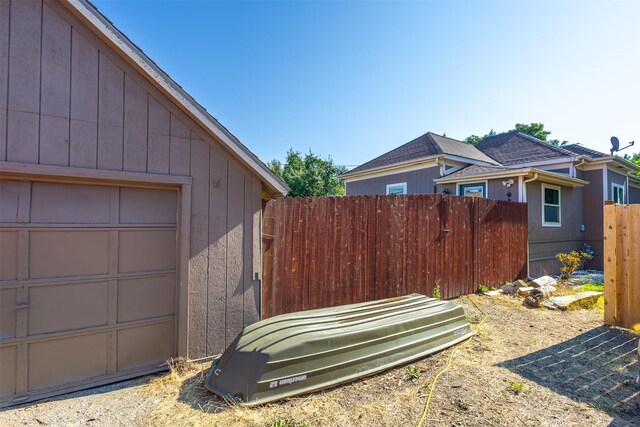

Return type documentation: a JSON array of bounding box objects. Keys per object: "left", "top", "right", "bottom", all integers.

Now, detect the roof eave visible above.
[
  {"left": 435, "top": 167, "right": 589, "bottom": 187},
  {"left": 339, "top": 155, "right": 443, "bottom": 180},
  {"left": 60, "top": 0, "right": 289, "bottom": 197}
]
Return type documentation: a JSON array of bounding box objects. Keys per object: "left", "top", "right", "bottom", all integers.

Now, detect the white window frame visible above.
[
  {"left": 386, "top": 182, "right": 407, "bottom": 195},
  {"left": 612, "top": 183, "right": 625, "bottom": 204},
  {"left": 541, "top": 183, "right": 561, "bottom": 227},
  {"left": 456, "top": 181, "right": 488, "bottom": 198}
]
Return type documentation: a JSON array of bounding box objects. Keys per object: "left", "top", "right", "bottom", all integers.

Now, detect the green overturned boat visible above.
[{"left": 205, "top": 293, "right": 473, "bottom": 406}]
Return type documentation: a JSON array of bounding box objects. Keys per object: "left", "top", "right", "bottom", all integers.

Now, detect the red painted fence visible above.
[{"left": 262, "top": 194, "right": 528, "bottom": 318}]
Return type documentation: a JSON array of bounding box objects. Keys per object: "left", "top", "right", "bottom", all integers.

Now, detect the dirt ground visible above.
[{"left": 1, "top": 294, "right": 638, "bottom": 427}]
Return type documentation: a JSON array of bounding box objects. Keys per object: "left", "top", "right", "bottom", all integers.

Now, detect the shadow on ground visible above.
[{"left": 499, "top": 326, "right": 639, "bottom": 426}]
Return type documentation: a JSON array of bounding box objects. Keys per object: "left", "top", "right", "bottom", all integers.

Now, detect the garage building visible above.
[{"left": 0, "top": 0, "right": 288, "bottom": 406}]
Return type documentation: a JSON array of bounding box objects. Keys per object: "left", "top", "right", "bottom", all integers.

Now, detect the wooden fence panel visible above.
[
  {"left": 262, "top": 194, "right": 528, "bottom": 318},
  {"left": 604, "top": 203, "right": 640, "bottom": 331}
]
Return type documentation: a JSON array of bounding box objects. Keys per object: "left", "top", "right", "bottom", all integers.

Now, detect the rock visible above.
[
  {"left": 542, "top": 291, "right": 603, "bottom": 311},
  {"left": 501, "top": 280, "right": 527, "bottom": 295},
  {"left": 528, "top": 276, "right": 557, "bottom": 288},
  {"left": 518, "top": 287, "right": 535, "bottom": 296},
  {"left": 525, "top": 295, "right": 542, "bottom": 308},
  {"left": 484, "top": 290, "right": 503, "bottom": 296},
  {"left": 530, "top": 286, "right": 557, "bottom": 299}
]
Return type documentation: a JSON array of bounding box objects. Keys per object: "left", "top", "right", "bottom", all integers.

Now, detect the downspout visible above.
[
  {"left": 574, "top": 158, "right": 586, "bottom": 178},
  {"left": 522, "top": 172, "right": 539, "bottom": 203},
  {"left": 522, "top": 172, "right": 538, "bottom": 279}
]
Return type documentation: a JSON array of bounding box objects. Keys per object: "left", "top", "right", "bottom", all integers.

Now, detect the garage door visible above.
[{"left": 0, "top": 179, "right": 178, "bottom": 406}]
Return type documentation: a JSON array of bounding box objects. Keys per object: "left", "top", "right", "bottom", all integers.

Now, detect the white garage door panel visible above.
[
  {"left": 30, "top": 182, "right": 111, "bottom": 224},
  {"left": 28, "top": 282, "right": 109, "bottom": 335},
  {"left": 117, "top": 275, "right": 175, "bottom": 323},
  {"left": 28, "top": 333, "right": 109, "bottom": 390},
  {"left": 30, "top": 231, "right": 110, "bottom": 279},
  {"left": 0, "top": 179, "right": 178, "bottom": 406}
]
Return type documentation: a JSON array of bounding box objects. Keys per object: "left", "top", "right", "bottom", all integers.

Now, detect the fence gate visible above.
[
  {"left": 604, "top": 202, "right": 640, "bottom": 331},
  {"left": 262, "top": 194, "right": 528, "bottom": 318}
]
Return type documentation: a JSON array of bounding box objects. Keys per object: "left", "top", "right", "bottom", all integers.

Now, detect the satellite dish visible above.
[
  {"left": 610, "top": 136, "right": 634, "bottom": 155},
  {"left": 611, "top": 136, "right": 620, "bottom": 152}
]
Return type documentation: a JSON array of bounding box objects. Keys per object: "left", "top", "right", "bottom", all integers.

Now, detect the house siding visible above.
[
  {"left": 1, "top": 0, "right": 262, "bottom": 359},
  {"left": 345, "top": 166, "right": 441, "bottom": 196},
  {"left": 582, "top": 169, "right": 604, "bottom": 270},
  {"left": 608, "top": 169, "right": 629, "bottom": 202},
  {"left": 487, "top": 178, "right": 519, "bottom": 202},
  {"left": 630, "top": 185, "right": 640, "bottom": 203},
  {"left": 527, "top": 181, "right": 584, "bottom": 276}
]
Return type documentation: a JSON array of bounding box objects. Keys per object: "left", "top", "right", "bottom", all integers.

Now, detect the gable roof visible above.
[
  {"left": 345, "top": 132, "right": 498, "bottom": 175},
  {"left": 561, "top": 144, "right": 609, "bottom": 159},
  {"left": 61, "top": 0, "right": 289, "bottom": 197},
  {"left": 475, "top": 131, "right": 578, "bottom": 165}
]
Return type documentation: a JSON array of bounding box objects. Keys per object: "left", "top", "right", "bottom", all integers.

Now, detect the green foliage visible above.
[
  {"left": 578, "top": 282, "right": 604, "bottom": 293},
  {"left": 432, "top": 284, "right": 441, "bottom": 300},
  {"left": 267, "top": 149, "right": 347, "bottom": 198},
  {"left": 465, "top": 122, "right": 569, "bottom": 146},
  {"left": 555, "top": 250, "right": 593, "bottom": 280},
  {"left": 507, "top": 380, "right": 530, "bottom": 396},
  {"left": 623, "top": 152, "right": 640, "bottom": 177},
  {"left": 405, "top": 365, "right": 421, "bottom": 380},
  {"left": 477, "top": 284, "right": 489, "bottom": 294}
]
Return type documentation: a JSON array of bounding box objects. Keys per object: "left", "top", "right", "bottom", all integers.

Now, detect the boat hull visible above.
[{"left": 205, "top": 294, "right": 473, "bottom": 406}]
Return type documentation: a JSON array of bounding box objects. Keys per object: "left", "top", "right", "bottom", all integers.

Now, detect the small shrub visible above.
[
  {"left": 555, "top": 250, "right": 593, "bottom": 280},
  {"left": 507, "top": 380, "right": 530, "bottom": 396},
  {"left": 453, "top": 399, "right": 470, "bottom": 411},
  {"left": 477, "top": 284, "right": 489, "bottom": 294},
  {"left": 405, "top": 365, "right": 421, "bottom": 381},
  {"left": 433, "top": 283, "right": 441, "bottom": 300}
]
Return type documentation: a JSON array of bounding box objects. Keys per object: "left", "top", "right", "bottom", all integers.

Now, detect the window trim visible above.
[
  {"left": 456, "top": 181, "right": 488, "bottom": 198},
  {"left": 611, "top": 182, "right": 625, "bottom": 204},
  {"left": 386, "top": 182, "right": 407, "bottom": 195},
  {"left": 541, "top": 183, "right": 561, "bottom": 227}
]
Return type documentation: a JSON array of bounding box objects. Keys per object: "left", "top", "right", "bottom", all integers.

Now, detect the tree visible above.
[
  {"left": 465, "top": 122, "right": 569, "bottom": 146},
  {"left": 267, "top": 149, "right": 347, "bottom": 197},
  {"left": 623, "top": 152, "right": 640, "bottom": 177}
]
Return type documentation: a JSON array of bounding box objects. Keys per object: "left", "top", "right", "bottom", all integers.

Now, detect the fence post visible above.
[{"left": 603, "top": 202, "right": 617, "bottom": 325}]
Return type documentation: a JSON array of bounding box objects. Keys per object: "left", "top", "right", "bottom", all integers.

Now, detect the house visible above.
[
  {"left": 341, "top": 131, "right": 640, "bottom": 276},
  {"left": 0, "top": 0, "right": 288, "bottom": 406}
]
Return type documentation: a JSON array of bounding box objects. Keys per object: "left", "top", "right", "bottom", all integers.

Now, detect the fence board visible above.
[
  {"left": 604, "top": 203, "right": 640, "bottom": 330},
  {"left": 262, "top": 194, "right": 528, "bottom": 318}
]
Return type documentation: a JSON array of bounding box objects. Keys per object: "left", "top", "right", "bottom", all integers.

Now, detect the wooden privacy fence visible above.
[
  {"left": 604, "top": 203, "right": 640, "bottom": 331},
  {"left": 262, "top": 194, "right": 528, "bottom": 318}
]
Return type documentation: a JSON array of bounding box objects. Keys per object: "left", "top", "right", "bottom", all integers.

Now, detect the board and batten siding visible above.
[
  {"left": 527, "top": 181, "right": 584, "bottom": 276},
  {"left": 345, "top": 167, "right": 441, "bottom": 196},
  {"left": 0, "top": 0, "right": 262, "bottom": 359},
  {"left": 582, "top": 169, "right": 604, "bottom": 270}
]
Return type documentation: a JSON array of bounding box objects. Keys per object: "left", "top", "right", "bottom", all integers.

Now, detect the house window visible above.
[
  {"left": 542, "top": 184, "right": 561, "bottom": 227},
  {"left": 386, "top": 182, "right": 407, "bottom": 195},
  {"left": 458, "top": 183, "right": 486, "bottom": 198},
  {"left": 612, "top": 183, "right": 625, "bottom": 204}
]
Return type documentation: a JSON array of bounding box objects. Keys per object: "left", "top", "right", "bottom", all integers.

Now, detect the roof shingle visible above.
[
  {"left": 475, "top": 132, "right": 578, "bottom": 165},
  {"left": 346, "top": 132, "right": 497, "bottom": 175}
]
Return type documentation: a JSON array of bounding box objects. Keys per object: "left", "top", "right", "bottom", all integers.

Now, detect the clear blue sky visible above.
[{"left": 92, "top": 0, "right": 640, "bottom": 167}]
